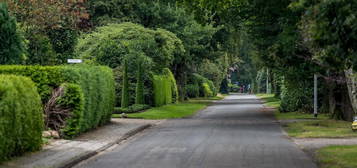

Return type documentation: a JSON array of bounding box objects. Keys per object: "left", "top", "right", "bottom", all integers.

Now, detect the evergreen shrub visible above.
[
  {"left": 186, "top": 73, "right": 216, "bottom": 98},
  {"left": 0, "top": 75, "right": 43, "bottom": 161},
  {"left": 153, "top": 69, "right": 178, "bottom": 107},
  {"left": 0, "top": 65, "right": 115, "bottom": 138}
]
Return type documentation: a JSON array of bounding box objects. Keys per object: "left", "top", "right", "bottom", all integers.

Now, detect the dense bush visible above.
[
  {"left": 113, "top": 104, "right": 150, "bottom": 114},
  {"left": 186, "top": 73, "right": 217, "bottom": 98},
  {"left": 25, "top": 33, "right": 57, "bottom": 65},
  {"left": 280, "top": 78, "right": 313, "bottom": 113},
  {"left": 202, "top": 83, "right": 213, "bottom": 97},
  {"left": 185, "top": 84, "right": 200, "bottom": 98},
  {"left": 0, "top": 65, "right": 115, "bottom": 138},
  {"left": 0, "top": 3, "right": 26, "bottom": 64},
  {"left": 0, "top": 75, "right": 43, "bottom": 161}
]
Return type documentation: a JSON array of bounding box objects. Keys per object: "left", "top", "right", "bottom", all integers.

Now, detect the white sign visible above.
[{"left": 67, "top": 59, "right": 83, "bottom": 64}]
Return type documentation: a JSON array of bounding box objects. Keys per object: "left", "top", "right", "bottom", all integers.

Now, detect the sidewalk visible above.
[{"left": 1, "top": 119, "right": 162, "bottom": 168}]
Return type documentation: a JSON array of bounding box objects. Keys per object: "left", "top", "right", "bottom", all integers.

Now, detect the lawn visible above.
[
  {"left": 275, "top": 112, "right": 329, "bottom": 120},
  {"left": 256, "top": 94, "right": 281, "bottom": 108},
  {"left": 113, "top": 102, "right": 208, "bottom": 120},
  {"left": 256, "top": 94, "right": 330, "bottom": 120},
  {"left": 317, "top": 145, "right": 357, "bottom": 168},
  {"left": 283, "top": 120, "right": 357, "bottom": 138}
]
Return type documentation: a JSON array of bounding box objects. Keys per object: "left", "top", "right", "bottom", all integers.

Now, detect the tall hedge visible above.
[
  {"left": 0, "top": 75, "right": 43, "bottom": 161},
  {"left": 153, "top": 69, "right": 178, "bottom": 107},
  {"left": 135, "top": 62, "right": 144, "bottom": 104},
  {"left": 0, "top": 65, "right": 115, "bottom": 138},
  {"left": 121, "top": 60, "right": 129, "bottom": 108}
]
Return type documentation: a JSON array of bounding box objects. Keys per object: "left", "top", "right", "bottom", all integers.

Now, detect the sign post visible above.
[{"left": 314, "top": 74, "right": 318, "bottom": 118}]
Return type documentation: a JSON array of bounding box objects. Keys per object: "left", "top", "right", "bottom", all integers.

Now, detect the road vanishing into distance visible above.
[{"left": 75, "top": 94, "right": 317, "bottom": 168}]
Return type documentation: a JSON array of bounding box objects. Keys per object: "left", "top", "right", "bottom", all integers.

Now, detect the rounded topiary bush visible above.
[{"left": 0, "top": 75, "right": 43, "bottom": 161}]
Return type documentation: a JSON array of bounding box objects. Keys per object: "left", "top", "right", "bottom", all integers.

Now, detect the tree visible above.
[
  {"left": 121, "top": 59, "right": 129, "bottom": 108},
  {"left": 135, "top": 61, "right": 144, "bottom": 104},
  {"left": 0, "top": 2, "right": 25, "bottom": 64}
]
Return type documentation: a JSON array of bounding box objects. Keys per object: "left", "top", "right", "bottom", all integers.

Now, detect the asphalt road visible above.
[{"left": 74, "top": 94, "right": 317, "bottom": 168}]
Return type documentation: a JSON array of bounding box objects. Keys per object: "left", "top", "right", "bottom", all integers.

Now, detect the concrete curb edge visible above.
[{"left": 61, "top": 124, "right": 152, "bottom": 168}]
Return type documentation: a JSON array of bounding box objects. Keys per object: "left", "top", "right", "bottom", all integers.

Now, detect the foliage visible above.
[
  {"left": 126, "top": 102, "right": 207, "bottom": 119},
  {"left": 280, "top": 78, "right": 313, "bottom": 113},
  {"left": 47, "top": 28, "right": 79, "bottom": 63},
  {"left": 135, "top": 61, "right": 144, "bottom": 104},
  {"left": 202, "top": 83, "right": 213, "bottom": 98},
  {"left": 153, "top": 75, "right": 172, "bottom": 107},
  {"left": 0, "top": 3, "right": 26, "bottom": 64},
  {"left": 219, "top": 78, "right": 229, "bottom": 94},
  {"left": 113, "top": 104, "right": 150, "bottom": 114},
  {"left": 197, "top": 59, "right": 226, "bottom": 90},
  {"left": 0, "top": 65, "right": 115, "bottom": 138},
  {"left": 0, "top": 75, "right": 43, "bottom": 161},
  {"left": 4, "top": 0, "right": 89, "bottom": 32},
  {"left": 185, "top": 84, "right": 200, "bottom": 98},
  {"left": 25, "top": 33, "right": 57, "bottom": 65},
  {"left": 55, "top": 83, "right": 84, "bottom": 138},
  {"left": 153, "top": 69, "right": 178, "bottom": 107},
  {"left": 188, "top": 73, "right": 217, "bottom": 98},
  {"left": 163, "top": 68, "right": 179, "bottom": 103},
  {"left": 299, "top": 0, "right": 357, "bottom": 71},
  {"left": 121, "top": 60, "right": 129, "bottom": 108},
  {"left": 76, "top": 22, "right": 183, "bottom": 71}
]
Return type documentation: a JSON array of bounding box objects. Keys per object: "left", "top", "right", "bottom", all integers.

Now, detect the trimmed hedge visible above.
[
  {"left": 0, "top": 65, "right": 115, "bottom": 138},
  {"left": 0, "top": 75, "right": 43, "bottom": 161},
  {"left": 153, "top": 68, "right": 178, "bottom": 107}
]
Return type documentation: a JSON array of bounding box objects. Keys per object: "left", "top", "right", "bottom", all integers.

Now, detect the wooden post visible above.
[{"left": 314, "top": 74, "right": 318, "bottom": 118}]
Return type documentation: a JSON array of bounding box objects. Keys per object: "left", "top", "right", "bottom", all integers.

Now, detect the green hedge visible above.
[
  {"left": 0, "top": 65, "right": 115, "bottom": 138},
  {"left": 186, "top": 73, "right": 217, "bottom": 98},
  {"left": 0, "top": 75, "right": 43, "bottom": 161},
  {"left": 113, "top": 104, "right": 150, "bottom": 114},
  {"left": 153, "top": 69, "right": 178, "bottom": 107}
]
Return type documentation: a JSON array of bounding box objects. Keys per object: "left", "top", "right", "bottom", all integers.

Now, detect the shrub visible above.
[
  {"left": 202, "top": 83, "right": 213, "bottom": 97},
  {"left": 153, "top": 69, "right": 178, "bottom": 107},
  {"left": 121, "top": 60, "right": 129, "bottom": 108},
  {"left": 163, "top": 68, "right": 179, "bottom": 103},
  {"left": 0, "top": 65, "right": 115, "bottom": 138},
  {"left": 113, "top": 104, "right": 150, "bottom": 114},
  {"left": 185, "top": 84, "right": 200, "bottom": 98},
  {"left": 0, "top": 75, "right": 43, "bottom": 161},
  {"left": 135, "top": 62, "right": 144, "bottom": 104},
  {"left": 0, "top": 3, "right": 26, "bottom": 64},
  {"left": 186, "top": 73, "right": 217, "bottom": 98},
  {"left": 280, "top": 78, "right": 313, "bottom": 113},
  {"left": 25, "top": 33, "right": 57, "bottom": 65}
]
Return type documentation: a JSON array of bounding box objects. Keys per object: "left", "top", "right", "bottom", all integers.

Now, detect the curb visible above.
[{"left": 61, "top": 124, "right": 151, "bottom": 168}]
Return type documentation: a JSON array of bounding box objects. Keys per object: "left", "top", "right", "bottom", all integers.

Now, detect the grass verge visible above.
[
  {"left": 256, "top": 94, "right": 329, "bottom": 120},
  {"left": 275, "top": 112, "right": 329, "bottom": 120},
  {"left": 283, "top": 120, "right": 357, "bottom": 138},
  {"left": 256, "top": 94, "right": 281, "bottom": 108},
  {"left": 113, "top": 102, "right": 208, "bottom": 120},
  {"left": 317, "top": 145, "right": 357, "bottom": 168}
]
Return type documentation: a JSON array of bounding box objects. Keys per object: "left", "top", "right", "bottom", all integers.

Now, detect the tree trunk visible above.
[{"left": 345, "top": 69, "right": 357, "bottom": 118}]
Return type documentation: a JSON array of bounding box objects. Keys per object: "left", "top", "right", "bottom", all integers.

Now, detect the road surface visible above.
[{"left": 74, "top": 94, "right": 317, "bottom": 168}]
